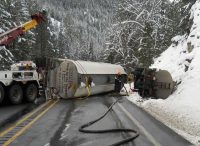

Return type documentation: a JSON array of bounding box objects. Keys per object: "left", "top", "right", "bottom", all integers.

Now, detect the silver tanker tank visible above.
[{"left": 46, "top": 59, "right": 126, "bottom": 99}]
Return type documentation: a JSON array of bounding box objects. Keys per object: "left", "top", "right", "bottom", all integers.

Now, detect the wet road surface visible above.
[
  {"left": 0, "top": 95, "right": 192, "bottom": 146},
  {"left": 0, "top": 103, "right": 38, "bottom": 129}
]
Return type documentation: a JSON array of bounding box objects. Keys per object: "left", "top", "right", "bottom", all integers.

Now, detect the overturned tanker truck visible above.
[
  {"left": 43, "top": 58, "right": 175, "bottom": 99},
  {"left": 44, "top": 58, "right": 127, "bottom": 99},
  {"left": 132, "top": 67, "right": 175, "bottom": 99}
]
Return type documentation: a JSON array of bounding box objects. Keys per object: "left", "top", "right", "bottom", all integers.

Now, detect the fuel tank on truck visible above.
[{"left": 47, "top": 59, "right": 126, "bottom": 99}]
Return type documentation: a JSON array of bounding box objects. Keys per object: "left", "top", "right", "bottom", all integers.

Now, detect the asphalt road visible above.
[
  {"left": 0, "top": 97, "right": 46, "bottom": 130},
  {"left": 0, "top": 103, "right": 37, "bottom": 129},
  {"left": 0, "top": 95, "right": 192, "bottom": 146}
]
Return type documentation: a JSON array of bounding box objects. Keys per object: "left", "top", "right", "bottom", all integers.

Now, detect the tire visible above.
[
  {"left": 9, "top": 84, "right": 23, "bottom": 104},
  {"left": 25, "top": 83, "right": 38, "bottom": 102},
  {"left": 0, "top": 84, "right": 5, "bottom": 104}
]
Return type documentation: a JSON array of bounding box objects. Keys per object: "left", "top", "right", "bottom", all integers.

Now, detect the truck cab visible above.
[{"left": 0, "top": 61, "right": 41, "bottom": 104}]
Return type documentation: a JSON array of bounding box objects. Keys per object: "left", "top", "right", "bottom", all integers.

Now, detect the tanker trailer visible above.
[{"left": 46, "top": 59, "right": 126, "bottom": 99}]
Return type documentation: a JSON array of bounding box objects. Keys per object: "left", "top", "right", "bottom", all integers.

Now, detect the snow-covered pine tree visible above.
[
  {"left": 0, "top": 0, "right": 15, "bottom": 69},
  {"left": 104, "top": 0, "right": 165, "bottom": 68},
  {"left": 104, "top": 0, "right": 194, "bottom": 69}
]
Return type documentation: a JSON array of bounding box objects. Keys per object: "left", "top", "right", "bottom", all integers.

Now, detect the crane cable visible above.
[{"left": 79, "top": 98, "right": 139, "bottom": 146}]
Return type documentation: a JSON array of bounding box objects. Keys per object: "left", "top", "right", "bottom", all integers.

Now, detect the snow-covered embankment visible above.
[{"left": 127, "top": 1, "right": 200, "bottom": 145}]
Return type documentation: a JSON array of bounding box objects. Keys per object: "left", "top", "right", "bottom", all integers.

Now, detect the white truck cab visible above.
[{"left": 0, "top": 61, "right": 41, "bottom": 104}]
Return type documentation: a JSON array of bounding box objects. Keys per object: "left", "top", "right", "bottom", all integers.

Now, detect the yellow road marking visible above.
[
  {"left": 3, "top": 99, "right": 59, "bottom": 146},
  {"left": 117, "top": 103, "right": 162, "bottom": 146},
  {"left": 0, "top": 100, "right": 52, "bottom": 138}
]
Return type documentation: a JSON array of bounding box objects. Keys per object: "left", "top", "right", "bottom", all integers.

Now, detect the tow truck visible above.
[{"left": 0, "top": 11, "right": 45, "bottom": 104}]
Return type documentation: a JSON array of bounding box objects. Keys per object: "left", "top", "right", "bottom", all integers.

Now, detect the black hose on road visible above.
[
  {"left": 79, "top": 99, "right": 139, "bottom": 146},
  {"left": 52, "top": 83, "right": 139, "bottom": 145}
]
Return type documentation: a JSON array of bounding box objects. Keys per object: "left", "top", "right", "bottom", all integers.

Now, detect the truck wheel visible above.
[
  {"left": 9, "top": 84, "right": 23, "bottom": 104},
  {"left": 0, "top": 84, "right": 5, "bottom": 104},
  {"left": 25, "top": 83, "right": 38, "bottom": 102}
]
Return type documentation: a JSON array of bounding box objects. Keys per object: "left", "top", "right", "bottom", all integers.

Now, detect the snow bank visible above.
[
  {"left": 127, "top": 1, "right": 200, "bottom": 145},
  {"left": 128, "top": 93, "right": 200, "bottom": 145}
]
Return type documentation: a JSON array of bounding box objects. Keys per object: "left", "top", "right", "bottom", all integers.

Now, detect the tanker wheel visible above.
[
  {"left": 9, "top": 84, "right": 23, "bottom": 104},
  {"left": 0, "top": 84, "right": 5, "bottom": 104},
  {"left": 25, "top": 83, "right": 38, "bottom": 102}
]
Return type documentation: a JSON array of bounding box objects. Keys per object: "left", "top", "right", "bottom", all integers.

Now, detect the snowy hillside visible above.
[
  {"left": 0, "top": 0, "right": 118, "bottom": 67},
  {"left": 128, "top": 0, "right": 200, "bottom": 145},
  {"left": 37, "top": 0, "right": 118, "bottom": 61}
]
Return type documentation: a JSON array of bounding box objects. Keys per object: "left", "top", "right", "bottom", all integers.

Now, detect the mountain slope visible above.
[{"left": 36, "top": 0, "right": 119, "bottom": 60}]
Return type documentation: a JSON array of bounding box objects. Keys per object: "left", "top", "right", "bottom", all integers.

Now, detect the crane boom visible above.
[{"left": 0, "top": 11, "right": 45, "bottom": 46}]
